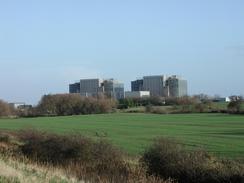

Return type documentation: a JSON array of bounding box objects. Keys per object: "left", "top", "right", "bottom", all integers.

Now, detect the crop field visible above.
[{"left": 0, "top": 113, "right": 244, "bottom": 159}]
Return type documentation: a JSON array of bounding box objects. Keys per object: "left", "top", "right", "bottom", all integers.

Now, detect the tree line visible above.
[
  {"left": 0, "top": 94, "right": 244, "bottom": 117},
  {"left": 0, "top": 94, "right": 117, "bottom": 117}
]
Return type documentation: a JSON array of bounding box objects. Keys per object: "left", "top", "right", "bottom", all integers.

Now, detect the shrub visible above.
[
  {"left": 141, "top": 137, "right": 244, "bottom": 183},
  {"left": 0, "top": 133, "right": 10, "bottom": 143},
  {"left": 18, "top": 130, "right": 129, "bottom": 181},
  {"left": 16, "top": 107, "right": 39, "bottom": 118},
  {"left": 36, "top": 94, "right": 116, "bottom": 116},
  {"left": 0, "top": 100, "right": 14, "bottom": 117},
  {"left": 119, "top": 97, "right": 166, "bottom": 109},
  {"left": 227, "top": 101, "right": 242, "bottom": 114},
  {"left": 145, "top": 106, "right": 168, "bottom": 114},
  {"left": 19, "top": 130, "right": 89, "bottom": 164},
  {"left": 165, "top": 97, "right": 198, "bottom": 106},
  {"left": 193, "top": 103, "right": 206, "bottom": 113}
]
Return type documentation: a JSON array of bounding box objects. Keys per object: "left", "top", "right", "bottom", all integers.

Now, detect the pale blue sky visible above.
[{"left": 0, "top": 0, "right": 244, "bottom": 104}]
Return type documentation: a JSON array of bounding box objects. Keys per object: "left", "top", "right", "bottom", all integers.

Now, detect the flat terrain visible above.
[{"left": 0, "top": 113, "right": 244, "bottom": 158}]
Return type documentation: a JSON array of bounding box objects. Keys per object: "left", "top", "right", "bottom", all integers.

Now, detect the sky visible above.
[{"left": 0, "top": 0, "right": 244, "bottom": 104}]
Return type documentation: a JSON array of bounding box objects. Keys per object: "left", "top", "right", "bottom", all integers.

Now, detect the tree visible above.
[
  {"left": 227, "top": 100, "right": 242, "bottom": 114},
  {"left": 36, "top": 94, "right": 116, "bottom": 116},
  {"left": 0, "top": 100, "right": 13, "bottom": 117}
]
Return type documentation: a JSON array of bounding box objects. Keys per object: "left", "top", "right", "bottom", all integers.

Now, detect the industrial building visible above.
[
  {"left": 69, "top": 82, "right": 80, "bottom": 94},
  {"left": 69, "top": 78, "right": 124, "bottom": 100},
  {"left": 164, "top": 75, "right": 188, "bottom": 97},
  {"left": 80, "top": 79, "right": 103, "bottom": 97},
  {"left": 143, "top": 75, "right": 167, "bottom": 97},
  {"left": 125, "top": 91, "right": 150, "bottom": 99},
  {"left": 130, "top": 75, "right": 188, "bottom": 98},
  {"left": 131, "top": 79, "right": 144, "bottom": 91},
  {"left": 69, "top": 75, "right": 187, "bottom": 100},
  {"left": 103, "top": 79, "right": 125, "bottom": 99}
]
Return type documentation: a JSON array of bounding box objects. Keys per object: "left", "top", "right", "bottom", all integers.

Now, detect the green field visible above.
[{"left": 0, "top": 113, "right": 244, "bottom": 158}]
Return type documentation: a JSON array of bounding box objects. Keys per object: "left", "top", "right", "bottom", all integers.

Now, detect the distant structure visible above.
[
  {"left": 9, "top": 102, "right": 32, "bottom": 110},
  {"left": 130, "top": 75, "right": 188, "bottom": 98},
  {"left": 80, "top": 79, "right": 103, "bottom": 97},
  {"left": 69, "top": 82, "right": 80, "bottom": 94},
  {"left": 143, "top": 75, "right": 167, "bottom": 97},
  {"left": 9, "top": 102, "right": 26, "bottom": 109},
  {"left": 164, "top": 75, "right": 188, "bottom": 97},
  {"left": 103, "top": 79, "right": 125, "bottom": 99},
  {"left": 212, "top": 97, "right": 231, "bottom": 103},
  {"left": 228, "top": 95, "right": 243, "bottom": 102},
  {"left": 69, "top": 78, "right": 124, "bottom": 100},
  {"left": 70, "top": 75, "right": 187, "bottom": 99},
  {"left": 125, "top": 91, "right": 150, "bottom": 99},
  {"left": 131, "top": 79, "right": 144, "bottom": 92}
]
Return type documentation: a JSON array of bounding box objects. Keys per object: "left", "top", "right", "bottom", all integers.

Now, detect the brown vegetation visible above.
[
  {"left": 18, "top": 130, "right": 128, "bottom": 181},
  {"left": 1, "top": 130, "right": 244, "bottom": 183},
  {"left": 18, "top": 94, "right": 117, "bottom": 117},
  {"left": 227, "top": 100, "right": 243, "bottom": 114},
  {"left": 36, "top": 94, "right": 117, "bottom": 116},
  {"left": 0, "top": 131, "right": 172, "bottom": 183},
  {"left": 141, "top": 138, "right": 244, "bottom": 183},
  {"left": 0, "top": 100, "right": 14, "bottom": 117}
]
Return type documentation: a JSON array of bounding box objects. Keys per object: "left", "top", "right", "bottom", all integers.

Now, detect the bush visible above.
[
  {"left": 0, "top": 100, "right": 14, "bottom": 117},
  {"left": 18, "top": 130, "right": 129, "bottom": 181},
  {"left": 19, "top": 130, "right": 91, "bottom": 165},
  {"left": 16, "top": 107, "right": 39, "bottom": 118},
  {"left": 228, "top": 101, "right": 242, "bottom": 114},
  {"left": 0, "top": 130, "right": 174, "bottom": 183},
  {"left": 36, "top": 94, "right": 117, "bottom": 116},
  {"left": 145, "top": 105, "right": 168, "bottom": 114},
  {"left": 193, "top": 103, "right": 206, "bottom": 113},
  {"left": 119, "top": 97, "right": 166, "bottom": 109},
  {"left": 165, "top": 97, "right": 198, "bottom": 106},
  {"left": 141, "top": 137, "right": 244, "bottom": 183},
  {"left": 0, "top": 133, "right": 10, "bottom": 143}
]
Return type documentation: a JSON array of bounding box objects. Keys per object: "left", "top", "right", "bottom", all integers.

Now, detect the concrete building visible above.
[
  {"left": 125, "top": 91, "right": 150, "bottom": 99},
  {"left": 130, "top": 75, "right": 188, "bottom": 98},
  {"left": 9, "top": 102, "right": 26, "bottom": 109},
  {"left": 69, "top": 82, "right": 80, "bottom": 94},
  {"left": 69, "top": 78, "right": 124, "bottom": 100},
  {"left": 80, "top": 79, "right": 103, "bottom": 97},
  {"left": 165, "top": 75, "right": 187, "bottom": 97},
  {"left": 103, "top": 79, "right": 125, "bottom": 100},
  {"left": 213, "top": 97, "right": 231, "bottom": 102},
  {"left": 143, "top": 75, "right": 167, "bottom": 97},
  {"left": 131, "top": 79, "right": 144, "bottom": 91}
]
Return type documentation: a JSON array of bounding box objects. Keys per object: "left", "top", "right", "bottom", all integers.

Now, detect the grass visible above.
[
  {"left": 211, "top": 101, "right": 244, "bottom": 111},
  {"left": 0, "top": 113, "right": 243, "bottom": 158},
  {"left": 211, "top": 102, "right": 228, "bottom": 110},
  {"left": 0, "top": 156, "right": 82, "bottom": 183}
]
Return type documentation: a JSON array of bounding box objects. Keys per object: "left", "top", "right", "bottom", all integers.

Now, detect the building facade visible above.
[
  {"left": 143, "top": 75, "right": 167, "bottom": 97},
  {"left": 80, "top": 79, "right": 103, "bottom": 97},
  {"left": 165, "top": 76, "right": 188, "bottom": 97},
  {"left": 131, "top": 79, "right": 144, "bottom": 91},
  {"left": 69, "top": 82, "right": 80, "bottom": 94},
  {"left": 69, "top": 78, "right": 124, "bottom": 100},
  {"left": 125, "top": 91, "right": 150, "bottom": 99},
  {"left": 103, "top": 79, "right": 125, "bottom": 100},
  {"left": 130, "top": 75, "right": 188, "bottom": 98}
]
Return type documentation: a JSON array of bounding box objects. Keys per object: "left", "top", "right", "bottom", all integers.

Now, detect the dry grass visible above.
[
  {"left": 0, "top": 131, "right": 173, "bottom": 183},
  {"left": 141, "top": 138, "right": 244, "bottom": 183},
  {"left": 0, "top": 156, "right": 83, "bottom": 183}
]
